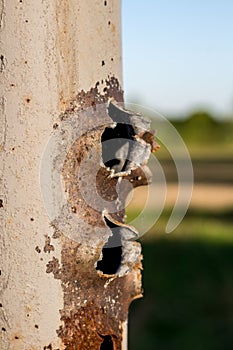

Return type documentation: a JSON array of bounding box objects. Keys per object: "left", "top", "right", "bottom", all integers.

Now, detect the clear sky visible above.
[{"left": 122, "top": 0, "right": 233, "bottom": 118}]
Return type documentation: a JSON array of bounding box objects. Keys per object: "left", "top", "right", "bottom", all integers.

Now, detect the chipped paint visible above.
[
  {"left": 44, "top": 235, "right": 55, "bottom": 253},
  {"left": 0, "top": 0, "right": 155, "bottom": 348},
  {"left": 44, "top": 78, "right": 158, "bottom": 349}
]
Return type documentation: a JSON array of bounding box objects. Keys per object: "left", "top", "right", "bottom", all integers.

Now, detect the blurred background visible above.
[{"left": 122, "top": 1, "right": 233, "bottom": 349}]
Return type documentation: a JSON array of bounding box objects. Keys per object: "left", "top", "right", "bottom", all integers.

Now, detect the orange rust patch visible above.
[{"left": 49, "top": 77, "right": 146, "bottom": 349}]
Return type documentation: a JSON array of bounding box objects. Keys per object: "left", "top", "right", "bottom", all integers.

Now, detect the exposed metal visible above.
[
  {"left": 0, "top": 1, "right": 158, "bottom": 349},
  {"left": 44, "top": 80, "right": 158, "bottom": 349}
]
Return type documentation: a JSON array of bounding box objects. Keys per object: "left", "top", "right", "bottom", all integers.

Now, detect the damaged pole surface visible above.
[{"left": 0, "top": 1, "right": 156, "bottom": 349}]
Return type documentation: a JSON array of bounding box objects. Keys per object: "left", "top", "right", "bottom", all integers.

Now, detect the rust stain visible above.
[
  {"left": 9, "top": 332, "right": 23, "bottom": 343},
  {"left": 138, "top": 130, "right": 160, "bottom": 152},
  {"left": 43, "top": 235, "right": 55, "bottom": 253},
  {"left": 43, "top": 344, "right": 58, "bottom": 350},
  {"left": 62, "top": 128, "right": 124, "bottom": 228},
  {"left": 47, "top": 76, "right": 156, "bottom": 349},
  {"left": 111, "top": 23, "right": 116, "bottom": 34},
  {"left": 46, "top": 256, "right": 61, "bottom": 279},
  {"left": 60, "top": 77, "right": 123, "bottom": 119},
  {"left": 35, "top": 245, "right": 41, "bottom": 254},
  {"left": 46, "top": 235, "right": 142, "bottom": 350}
]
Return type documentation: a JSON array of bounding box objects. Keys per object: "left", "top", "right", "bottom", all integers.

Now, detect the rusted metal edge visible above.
[{"left": 44, "top": 76, "right": 158, "bottom": 350}]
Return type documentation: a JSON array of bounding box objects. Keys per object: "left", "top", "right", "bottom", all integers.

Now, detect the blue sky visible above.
[{"left": 122, "top": 0, "right": 233, "bottom": 118}]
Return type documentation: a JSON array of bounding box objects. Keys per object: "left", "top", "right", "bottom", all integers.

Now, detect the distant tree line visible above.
[{"left": 171, "top": 111, "right": 233, "bottom": 145}]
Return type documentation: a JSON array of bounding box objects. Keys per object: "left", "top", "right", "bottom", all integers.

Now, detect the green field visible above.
[
  {"left": 128, "top": 208, "right": 233, "bottom": 350},
  {"left": 153, "top": 110, "right": 233, "bottom": 159},
  {"left": 127, "top": 111, "right": 233, "bottom": 349}
]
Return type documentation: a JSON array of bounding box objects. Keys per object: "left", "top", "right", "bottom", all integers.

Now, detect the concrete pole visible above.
[{"left": 0, "top": 1, "right": 149, "bottom": 349}]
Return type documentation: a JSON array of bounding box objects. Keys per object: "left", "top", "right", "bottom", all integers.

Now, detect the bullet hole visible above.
[
  {"left": 15, "top": 336, "right": 19, "bottom": 339},
  {"left": 35, "top": 324, "right": 39, "bottom": 329},
  {"left": 25, "top": 19, "right": 28, "bottom": 23},
  {"left": 108, "top": 21, "right": 111, "bottom": 25},
  {"left": 111, "top": 58, "right": 114, "bottom": 62},
  {"left": 0, "top": 199, "right": 3, "bottom": 208},
  {"left": 26, "top": 98, "right": 31, "bottom": 103},
  {"left": 101, "top": 122, "right": 134, "bottom": 172},
  {"left": 2, "top": 327, "right": 6, "bottom": 332},
  {"left": 43, "top": 344, "right": 52, "bottom": 350},
  {"left": 10, "top": 83, "right": 15, "bottom": 87},
  {"left": 104, "top": 1, "right": 107, "bottom": 6},
  {"left": 19, "top": 0, "right": 23, "bottom": 2},
  {"left": 101, "top": 79, "right": 104, "bottom": 84},
  {"left": 30, "top": 217, "right": 34, "bottom": 221},
  {"left": 0, "top": 270, "right": 1, "bottom": 275},
  {"left": 96, "top": 217, "right": 122, "bottom": 275},
  {"left": 0, "top": 303, "right": 2, "bottom": 307},
  {"left": 35, "top": 246, "right": 41, "bottom": 254},
  {"left": 102, "top": 60, "right": 105, "bottom": 66},
  {"left": 24, "top": 60, "right": 28, "bottom": 64},
  {"left": 53, "top": 123, "right": 59, "bottom": 129},
  {"left": 99, "top": 334, "right": 114, "bottom": 350},
  {"left": 26, "top": 314, "right": 30, "bottom": 317}
]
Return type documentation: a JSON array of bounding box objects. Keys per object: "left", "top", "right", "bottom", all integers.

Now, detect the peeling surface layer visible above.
[
  {"left": 0, "top": 0, "right": 126, "bottom": 349},
  {"left": 47, "top": 77, "right": 158, "bottom": 349}
]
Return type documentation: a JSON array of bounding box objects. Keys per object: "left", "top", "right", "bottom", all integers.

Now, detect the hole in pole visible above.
[
  {"left": 99, "top": 334, "right": 114, "bottom": 350},
  {"left": 101, "top": 123, "right": 134, "bottom": 173},
  {"left": 96, "top": 217, "right": 122, "bottom": 275}
]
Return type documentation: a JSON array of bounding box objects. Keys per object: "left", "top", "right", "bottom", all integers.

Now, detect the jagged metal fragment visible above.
[
  {"left": 105, "top": 100, "right": 157, "bottom": 177},
  {"left": 103, "top": 211, "right": 139, "bottom": 243},
  {"left": 108, "top": 99, "right": 151, "bottom": 133}
]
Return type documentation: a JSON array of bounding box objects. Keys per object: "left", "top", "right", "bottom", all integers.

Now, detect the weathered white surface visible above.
[{"left": 0, "top": 1, "right": 122, "bottom": 349}]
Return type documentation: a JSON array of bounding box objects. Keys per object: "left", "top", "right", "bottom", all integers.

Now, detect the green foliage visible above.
[
  {"left": 127, "top": 106, "right": 233, "bottom": 349},
  {"left": 171, "top": 111, "right": 233, "bottom": 146},
  {"left": 129, "top": 239, "right": 233, "bottom": 350},
  {"left": 128, "top": 208, "right": 233, "bottom": 350}
]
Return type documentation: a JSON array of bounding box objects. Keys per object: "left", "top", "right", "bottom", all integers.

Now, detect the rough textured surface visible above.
[
  {"left": 0, "top": 1, "right": 124, "bottom": 349},
  {"left": 48, "top": 236, "right": 142, "bottom": 350},
  {"left": 0, "top": 0, "right": 158, "bottom": 349},
  {"left": 40, "top": 73, "right": 159, "bottom": 349},
  {"left": 47, "top": 79, "right": 149, "bottom": 349}
]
